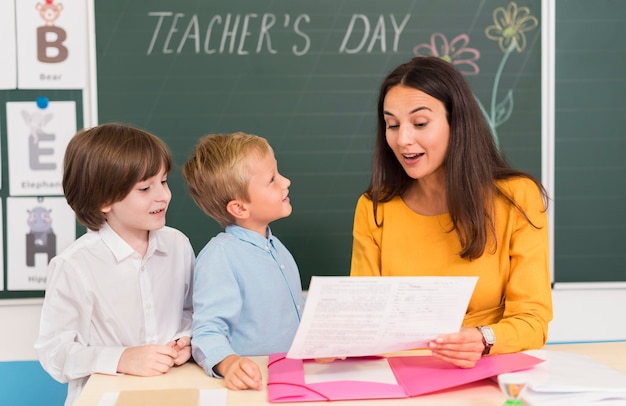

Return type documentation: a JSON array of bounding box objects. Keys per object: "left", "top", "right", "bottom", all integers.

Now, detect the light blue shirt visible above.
[{"left": 191, "top": 225, "right": 304, "bottom": 377}]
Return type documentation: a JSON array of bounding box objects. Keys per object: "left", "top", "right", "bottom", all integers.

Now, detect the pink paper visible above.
[
  {"left": 267, "top": 352, "right": 543, "bottom": 403},
  {"left": 389, "top": 352, "right": 543, "bottom": 396}
]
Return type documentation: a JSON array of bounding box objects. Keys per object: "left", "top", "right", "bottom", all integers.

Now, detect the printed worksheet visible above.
[{"left": 287, "top": 276, "right": 477, "bottom": 359}]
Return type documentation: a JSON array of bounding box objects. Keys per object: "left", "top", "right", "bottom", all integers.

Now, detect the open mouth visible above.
[
  {"left": 403, "top": 152, "right": 424, "bottom": 161},
  {"left": 150, "top": 208, "right": 165, "bottom": 214}
]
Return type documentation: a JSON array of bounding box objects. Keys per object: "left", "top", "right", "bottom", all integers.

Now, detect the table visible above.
[{"left": 74, "top": 342, "right": 626, "bottom": 406}]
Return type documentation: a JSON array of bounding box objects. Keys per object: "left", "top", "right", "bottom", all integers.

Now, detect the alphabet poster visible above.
[
  {"left": 6, "top": 196, "right": 75, "bottom": 291},
  {"left": 0, "top": 0, "right": 17, "bottom": 90},
  {"left": 6, "top": 100, "right": 76, "bottom": 196},
  {"left": 15, "top": 0, "right": 87, "bottom": 89}
]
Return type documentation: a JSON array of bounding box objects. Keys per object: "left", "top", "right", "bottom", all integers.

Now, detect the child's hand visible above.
[
  {"left": 117, "top": 345, "right": 178, "bottom": 376},
  {"left": 215, "top": 354, "right": 262, "bottom": 391},
  {"left": 167, "top": 336, "right": 192, "bottom": 365}
]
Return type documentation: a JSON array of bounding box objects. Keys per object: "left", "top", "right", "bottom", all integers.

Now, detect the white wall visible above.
[
  {"left": 2, "top": 289, "right": 625, "bottom": 362},
  {"left": 0, "top": 299, "right": 44, "bottom": 361},
  {"left": 548, "top": 288, "right": 626, "bottom": 343}
]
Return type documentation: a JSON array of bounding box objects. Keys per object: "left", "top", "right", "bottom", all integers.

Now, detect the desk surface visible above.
[{"left": 74, "top": 342, "right": 626, "bottom": 406}]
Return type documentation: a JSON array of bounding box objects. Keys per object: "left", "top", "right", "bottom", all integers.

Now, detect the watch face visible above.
[{"left": 480, "top": 326, "right": 496, "bottom": 344}]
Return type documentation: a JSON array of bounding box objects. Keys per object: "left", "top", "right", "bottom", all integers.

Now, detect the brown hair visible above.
[
  {"left": 62, "top": 123, "right": 172, "bottom": 231},
  {"left": 182, "top": 132, "right": 271, "bottom": 228},
  {"left": 367, "top": 56, "right": 548, "bottom": 260}
]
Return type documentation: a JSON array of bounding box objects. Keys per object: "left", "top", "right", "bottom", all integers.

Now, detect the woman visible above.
[{"left": 351, "top": 56, "right": 553, "bottom": 368}]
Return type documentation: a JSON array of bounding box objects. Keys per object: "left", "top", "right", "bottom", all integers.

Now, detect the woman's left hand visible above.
[{"left": 427, "top": 326, "right": 485, "bottom": 368}]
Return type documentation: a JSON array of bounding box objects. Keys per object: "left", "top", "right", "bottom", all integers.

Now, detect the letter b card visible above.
[{"left": 16, "top": 0, "right": 87, "bottom": 89}]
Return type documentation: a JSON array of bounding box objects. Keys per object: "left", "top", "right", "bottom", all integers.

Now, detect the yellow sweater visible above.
[{"left": 350, "top": 177, "right": 553, "bottom": 355}]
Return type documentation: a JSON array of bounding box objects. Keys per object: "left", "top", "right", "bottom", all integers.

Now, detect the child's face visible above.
[
  {"left": 102, "top": 167, "right": 171, "bottom": 242},
  {"left": 243, "top": 150, "right": 292, "bottom": 234}
]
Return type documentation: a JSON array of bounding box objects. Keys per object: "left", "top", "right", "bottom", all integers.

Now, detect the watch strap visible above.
[{"left": 477, "top": 326, "right": 495, "bottom": 355}]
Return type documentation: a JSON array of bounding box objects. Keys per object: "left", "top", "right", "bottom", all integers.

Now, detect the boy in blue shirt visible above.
[{"left": 182, "top": 132, "right": 304, "bottom": 390}]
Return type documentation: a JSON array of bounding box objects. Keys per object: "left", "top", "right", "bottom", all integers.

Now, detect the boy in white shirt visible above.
[{"left": 35, "top": 123, "right": 194, "bottom": 405}]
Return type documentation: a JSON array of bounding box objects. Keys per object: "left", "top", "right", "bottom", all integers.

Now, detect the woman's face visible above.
[{"left": 383, "top": 84, "right": 450, "bottom": 181}]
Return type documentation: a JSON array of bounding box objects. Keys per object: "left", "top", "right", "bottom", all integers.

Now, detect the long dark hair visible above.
[{"left": 366, "top": 56, "right": 548, "bottom": 260}]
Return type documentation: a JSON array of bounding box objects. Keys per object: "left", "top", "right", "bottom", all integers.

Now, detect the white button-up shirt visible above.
[{"left": 35, "top": 222, "right": 194, "bottom": 405}]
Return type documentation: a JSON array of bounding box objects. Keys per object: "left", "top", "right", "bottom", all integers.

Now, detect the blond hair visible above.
[{"left": 182, "top": 132, "right": 271, "bottom": 228}]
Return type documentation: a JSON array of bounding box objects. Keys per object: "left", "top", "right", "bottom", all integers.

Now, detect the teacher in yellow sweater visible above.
[{"left": 351, "top": 56, "right": 553, "bottom": 368}]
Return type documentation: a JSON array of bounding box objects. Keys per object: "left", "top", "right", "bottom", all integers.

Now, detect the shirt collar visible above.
[
  {"left": 98, "top": 222, "right": 164, "bottom": 261},
  {"left": 225, "top": 224, "right": 275, "bottom": 249}
]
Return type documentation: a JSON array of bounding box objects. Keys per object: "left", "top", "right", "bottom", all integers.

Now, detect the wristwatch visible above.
[{"left": 477, "top": 326, "right": 496, "bottom": 355}]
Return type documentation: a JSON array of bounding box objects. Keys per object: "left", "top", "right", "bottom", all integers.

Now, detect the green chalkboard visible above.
[
  {"left": 554, "top": 1, "right": 626, "bottom": 283},
  {"left": 93, "top": 0, "right": 542, "bottom": 289}
]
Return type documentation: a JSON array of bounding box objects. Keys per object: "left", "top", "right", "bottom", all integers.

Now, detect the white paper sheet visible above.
[
  {"left": 500, "top": 350, "right": 626, "bottom": 406},
  {"left": 303, "top": 358, "right": 398, "bottom": 385},
  {"left": 287, "top": 276, "right": 477, "bottom": 359}
]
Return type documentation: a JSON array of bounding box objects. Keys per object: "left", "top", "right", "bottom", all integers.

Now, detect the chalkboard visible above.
[
  {"left": 553, "top": 1, "right": 626, "bottom": 284},
  {"left": 92, "top": 0, "right": 542, "bottom": 289}
]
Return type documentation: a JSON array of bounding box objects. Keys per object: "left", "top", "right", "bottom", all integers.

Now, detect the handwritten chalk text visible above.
[
  {"left": 147, "top": 12, "right": 411, "bottom": 56},
  {"left": 147, "top": 12, "right": 311, "bottom": 56}
]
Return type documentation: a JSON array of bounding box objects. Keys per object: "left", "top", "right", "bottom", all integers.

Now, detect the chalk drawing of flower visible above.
[
  {"left": 410, "top": 2, "right": 538, "bottom": 148},
  {"left": 477, "top": 1, "right": 539, "bottom": 146},
  {"left": 485, "top": 2, "right": 538, "bottom": 53},
  {"left": 414, "top": 33, "right": 480, "bottom": 76}
]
